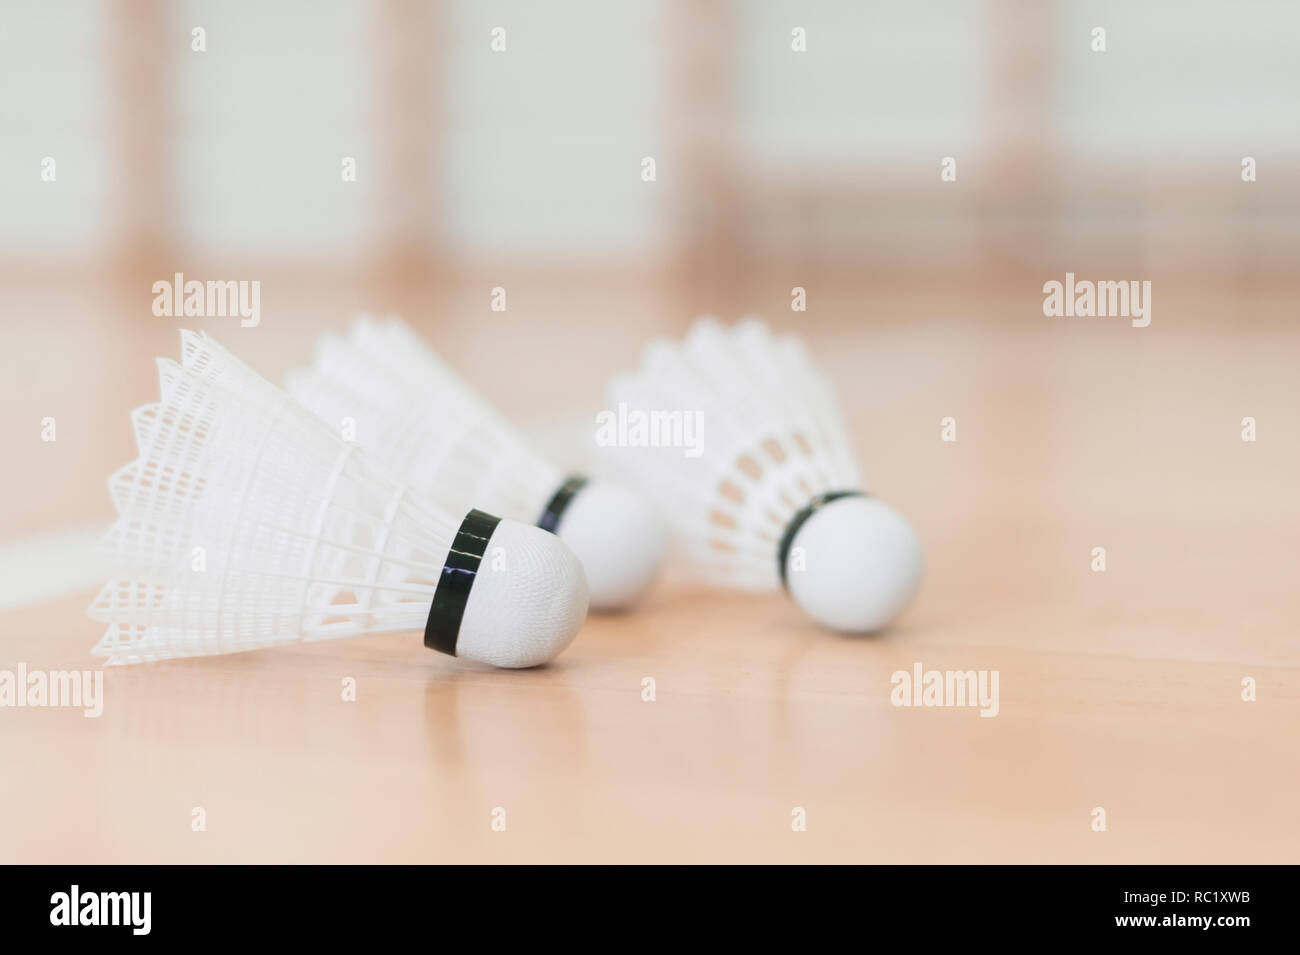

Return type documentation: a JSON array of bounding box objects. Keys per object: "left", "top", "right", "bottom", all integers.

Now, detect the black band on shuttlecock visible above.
[
  {"left": 425, "top": 508, "right": 503, "bottom": 657},
  {"left": 537, "top": 474, "right": 588, "bottom": 534},
  {"left": 777, "top": 490, "right": 865, "bottom": 590}
]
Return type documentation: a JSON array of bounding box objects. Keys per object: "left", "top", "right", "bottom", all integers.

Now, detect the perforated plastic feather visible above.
[
  {"left": 285, "top": 316, "right": 563, "bottom": 524},
  {"left": 604, "top": 317, "right": 862, "bottom": 590},
  {"left": 88, "top": 331, "right": 461, "bottom": 664},
  {"left": 285, "top": 316, "right": 665, "bottom": 611}
]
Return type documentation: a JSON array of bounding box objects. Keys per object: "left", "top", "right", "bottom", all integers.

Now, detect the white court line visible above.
[{"left": 0, "top": 521, "right": 109, "bottom": 612}]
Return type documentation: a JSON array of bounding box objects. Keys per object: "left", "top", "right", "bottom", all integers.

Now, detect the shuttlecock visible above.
[
  {"left": 602, "top": 317, "right": 922, "bottom": 633},
  {"left": 285, "top": 315, "right": 666, "bottom": 610},
  {"left": 87, "top": 330, "right": 588, "bottom": 668}
]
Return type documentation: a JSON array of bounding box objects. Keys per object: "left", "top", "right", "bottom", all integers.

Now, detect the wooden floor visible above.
[{"left": 1, "top": 277, "right": 1298, "bottom": 863}]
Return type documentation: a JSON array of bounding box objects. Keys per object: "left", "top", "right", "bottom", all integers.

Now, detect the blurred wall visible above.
[
  {"left": 4, "top": 1, "right": 1297, "bottom": 275},
  {"left": 1, "top": 0, "right": 1298, "bottom": 543}
]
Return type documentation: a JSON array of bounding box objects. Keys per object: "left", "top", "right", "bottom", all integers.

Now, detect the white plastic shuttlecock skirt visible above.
[
  {"left": 88, "top": 331, "right": 587, "bottom": 668},
  {"left": 602, "top": 316, "right": 922, "bottom": 632},
  {"left": 285, "top": 315, "right": 665, "bottom": 610}
]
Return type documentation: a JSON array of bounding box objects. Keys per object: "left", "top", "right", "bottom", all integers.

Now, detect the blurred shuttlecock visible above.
[
  {"left": 88, "top": 331, "right": 588, "bottom": 668},
  {"left": 285, "top": 316, "right": 666, "bottom": 610},
  {"left": 603, "top": 317, "right": 922, "bottom": 632}
]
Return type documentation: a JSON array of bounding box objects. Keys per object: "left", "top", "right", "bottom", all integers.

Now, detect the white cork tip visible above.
[
  {"left": 456, "top": 519, "right": 589, "bottom": 667},
  {"left": 784, "top": 495, "right": 922, "bottom": 633},
  {"left": 554, "top": 481, "right": 667, "bottom": 610}
]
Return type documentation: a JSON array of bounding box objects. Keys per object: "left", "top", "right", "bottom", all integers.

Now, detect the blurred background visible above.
[
  {"left": 3, "top": 0, "right": 1299, "bottom": 865},
  {"left": 2, "top": 0, "right": 1298, "bottom": 629}
]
